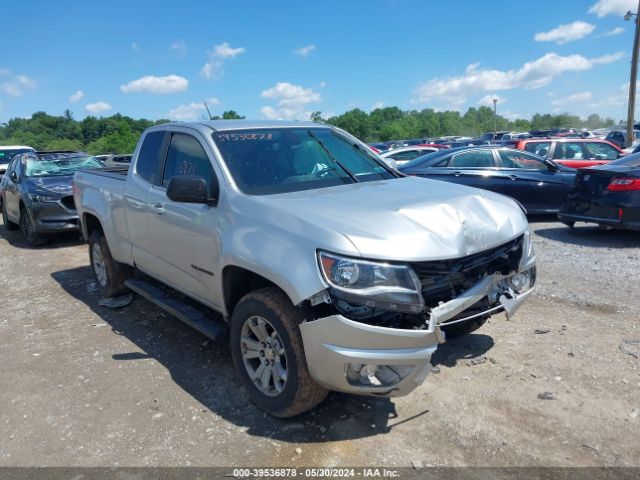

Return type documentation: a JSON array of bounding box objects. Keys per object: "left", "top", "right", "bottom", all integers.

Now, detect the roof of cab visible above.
[{"left": 153, "top": 120, "right": 327, "bottom": 132}]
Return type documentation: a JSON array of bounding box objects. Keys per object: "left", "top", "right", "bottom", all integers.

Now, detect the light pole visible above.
[
  {"left": 493, "top": 98, "right": 498, "bottom": 138},
  {"left": 624, "top": 1, "right": 640, "bottom": 147}
]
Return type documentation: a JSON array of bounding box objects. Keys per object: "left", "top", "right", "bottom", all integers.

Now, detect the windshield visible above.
[
  {"left": 23, "top": 155, "right": 103, "bottom": 177},
  {"left": 212, "top": 128, "right": 396, "bottom": 195},
  {"left": 0, "top": 148, "right": 33, "bottom": 164}
]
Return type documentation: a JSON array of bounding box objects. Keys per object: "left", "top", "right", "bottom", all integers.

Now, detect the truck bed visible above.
[{"left": 80, "top": 166, "right": 129, "bottom": 180}]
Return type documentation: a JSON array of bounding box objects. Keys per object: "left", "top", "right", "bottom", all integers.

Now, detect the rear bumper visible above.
[
  {"left": 558, "top": 211, "right": 640, "bottom": 230},
  {"left": 300, "top": 266, "right": 535, "bottom": 397},
  {"left": 559, "top": 195, "right": 640, "bottom": 230},
  {"left": 29, "top": 202, "right": 79, "bottom": 233}
]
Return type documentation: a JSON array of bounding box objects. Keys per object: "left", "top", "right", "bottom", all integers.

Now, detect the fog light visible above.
[
  {"left": 507, "top": 269, "right": 534, "bottom": 293},
  {"left": 346, "top": 363, "right": 414, "bottom": 388}
]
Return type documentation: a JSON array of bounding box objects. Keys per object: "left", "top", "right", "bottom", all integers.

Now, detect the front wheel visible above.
[
  {"left": 88, "top": 229, "right": 131, "bottom": 297},
  {"left": 2, "top": 200, "right": 18, "bottom": 231},
  {"left": 20, "top": 209, "right": 46, "bottom": 246},
  {"left": 230, "top": 287, "right": 328, "bottom": 417}
]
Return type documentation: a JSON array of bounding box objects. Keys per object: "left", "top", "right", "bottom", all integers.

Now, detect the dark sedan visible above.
[
  {"left": 398, "top": 146, "right": 576, "bottom": 214},
  {"left": 558, "top": 153, "right": 640, "bottom": 230},
  {"left": 0, "top": 151, "right": 103, "bottom": 245}
]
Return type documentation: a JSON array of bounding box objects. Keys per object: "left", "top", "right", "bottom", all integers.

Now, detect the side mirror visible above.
[
  {"left": 166, "top": 175, "right": 217, "bottom": 204},
  {"left": 10, "top": 172, "right": 18, "bottom": 182}
]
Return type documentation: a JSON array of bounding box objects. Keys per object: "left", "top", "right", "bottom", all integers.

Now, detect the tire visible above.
[
  {"left": 230, "top": 287, "right": 328, "bottom": 417},
  {"left": 88, "top": 229, "right": 131, "bottom": 297},
  {"left": 19, "top": 208, "right": 47, "bottom": 246},
  {"left": 441, "top": 317, "right": 488, "bottom": 338},
  {"left": 2, "top": 200, "right": 18, "bottom": 231}
]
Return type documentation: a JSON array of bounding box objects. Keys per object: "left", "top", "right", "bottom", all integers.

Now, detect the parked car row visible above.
[{"left": 1, "top": 121, "right": 538, "bottom": 418}]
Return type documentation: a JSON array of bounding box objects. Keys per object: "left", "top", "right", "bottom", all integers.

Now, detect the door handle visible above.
[
  {"left": 151, "top": 202, "right": 166, "bottom": 215},
  {"left": 452, "top": 171, "right": 463, "bottom": 176},
  {"left": 508, "top": 174, "right": 518, "bottom": 180}
]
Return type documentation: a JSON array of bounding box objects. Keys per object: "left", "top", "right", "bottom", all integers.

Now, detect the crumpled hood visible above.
[
  {"left": 259, "top": 177, "right": 529, "bottom": 261},
  {"left": 26, "top": 176, "right": 73, "bottom": 196}
]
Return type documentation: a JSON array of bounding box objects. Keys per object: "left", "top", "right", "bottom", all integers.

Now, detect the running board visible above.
[{"left": 125, "top": 278, "right": 226, "bottom": 341}]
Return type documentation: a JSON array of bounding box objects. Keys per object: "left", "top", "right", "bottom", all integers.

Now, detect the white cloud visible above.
[
  {"left": 0, "top": 71, "right": 35, "bottom": 97},
  {"left": 213, "top": 42, "right": 245, "bottom": 59},
  {"left": 167, "top": 97, "right": 220, "bottom": 121},
  {"left": 131, "top": 42, "right": 142, "bottom": 53},
  {"left": 294, "top": 45, "right": 316, "bottom": 58},
  {"left": 477, "top": 94, "right": 507, "bottom": 107},
  {"left": 589, "top": 0, "right": 636, "bottom": 17},
  {"left": 534, "top": 21, "right": 595, "bottom": 44},
  {"left": 371, "top": 101, "right": 385, "bottom": 110},
  {"left": 170, "top": 40, "right": 187, "bottom": 57},
  {"left": 201, "top": 42, "right": 245, "bottom": 79},
  {"left": 120, "top": 74, "right": 188, "bottom": 94},
  {"left": 85, "top": 101, "right": 112, "bottom": 114},
  {"left": 412, "top": 52, "right": 624, "bottom": 106},
  {"left": 69, "top": 90, "right": 84, "bottom": 103},
  {"left": 200, "top": 60, "right": 224, "bottom": 79},
  {"left": 551, "top": 91, "right": 592, "bottom": 106},
  {"left": 602, "top": 26, "right": 626, "bottom": 36},
  {"left": 260, "top": 82, "right": 321, "bottom": 120}
]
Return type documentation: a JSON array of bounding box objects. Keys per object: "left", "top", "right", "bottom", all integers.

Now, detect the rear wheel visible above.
[
  {"left": 2, "top": 200, "right": 18, "bottom": 231},
  {"left": 88, "top": 229, "right": 131, "bottom": 297},
  {"left": 19, "top": 208, "right": 46, "bottom": 246},
  {"left": 230, "top": 287, "right": 328, "bottom": 417}
]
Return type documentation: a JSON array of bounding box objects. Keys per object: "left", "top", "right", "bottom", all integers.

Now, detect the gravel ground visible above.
[{"left": 0, "top": 217, "right": 639, "bottom": 467}]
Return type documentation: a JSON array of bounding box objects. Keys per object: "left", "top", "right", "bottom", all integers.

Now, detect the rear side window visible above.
[
  {"left": 524, "top": 142, "right": 550, "bottom": 157},
  {"left": 162, "top": 133, "right": 217, "bottom": 195},
  {"left": 135, "top": 131, "right": 165, "bottom": 184},
  {"left": 449, "top": 150, "right": 496, "bottom": 168}
]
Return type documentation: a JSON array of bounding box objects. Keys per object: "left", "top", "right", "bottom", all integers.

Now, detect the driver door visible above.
[{"left": 147, "top": 129, "right": 223, "bottom": 308}]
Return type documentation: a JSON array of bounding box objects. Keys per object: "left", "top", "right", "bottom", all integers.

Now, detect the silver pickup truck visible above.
[{"left": 73, "top": 120, "right": 536, "bottom": 417}]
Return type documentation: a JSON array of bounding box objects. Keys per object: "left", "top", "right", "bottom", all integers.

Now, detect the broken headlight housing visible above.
[{"left": 318, "top": 251, "right": 425, "bottom": 313}]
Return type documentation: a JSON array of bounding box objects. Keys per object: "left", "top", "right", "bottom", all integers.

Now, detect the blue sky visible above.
[{"left": 0, "top": 0, "right": 637, "bottom": 123}]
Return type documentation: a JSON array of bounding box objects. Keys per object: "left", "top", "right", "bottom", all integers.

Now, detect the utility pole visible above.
[
  {"left": 625, "top": 1, "right": 640, "bottom": 147},
  {"left": 493, "top": 98, "right": 498, "bottom": 139}
]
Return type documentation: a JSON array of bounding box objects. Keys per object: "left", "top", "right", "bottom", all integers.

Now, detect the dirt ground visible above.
[{"left": 0, "top": 217, "right": 639, "bottom": 468}]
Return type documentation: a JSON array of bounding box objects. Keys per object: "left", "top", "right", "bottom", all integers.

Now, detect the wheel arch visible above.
[{"left": 222, "top": 265, "right": 290, "bottom": 318}]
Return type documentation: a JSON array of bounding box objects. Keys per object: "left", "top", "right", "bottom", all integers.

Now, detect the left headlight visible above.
[
  {"left": 318, "top": 251, "right": 425, "bottom": 313},
  {"left": 29, "top": 194, "right": 60, "bottom": 203}
]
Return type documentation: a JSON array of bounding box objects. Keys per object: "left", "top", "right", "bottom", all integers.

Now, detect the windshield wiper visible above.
[{"left": 307, "top": 130, "right": 358, "bottom": 183}]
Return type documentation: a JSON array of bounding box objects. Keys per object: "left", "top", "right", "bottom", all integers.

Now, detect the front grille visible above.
[
  {"left": 411, "top": 235, "right": 523, "bottom": 308},
  {"left": 61, "top": 195, "right": 76, "bottom": 210}
]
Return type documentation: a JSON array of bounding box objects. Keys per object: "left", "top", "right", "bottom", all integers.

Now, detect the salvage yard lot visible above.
[{"left": 0, "top": 218, "right": 639, "bottom": 467}]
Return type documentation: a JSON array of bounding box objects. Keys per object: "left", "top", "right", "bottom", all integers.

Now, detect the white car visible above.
[
  {"left": 0, "top": 145, "right": 35, "bottom": 177},
  {"left": 379, "top": 146, "right": 440, "bottom": 166}
]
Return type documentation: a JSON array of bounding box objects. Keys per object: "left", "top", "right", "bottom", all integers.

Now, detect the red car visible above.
[{"left": 514, "top": 138, "right": 624, "bottom": 168}]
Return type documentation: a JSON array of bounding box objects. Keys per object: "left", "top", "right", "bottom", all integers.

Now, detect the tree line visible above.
[
  {"left": 0, "top": 107, "right": 617, "bottom": 154},
  {"left": 319, "top": 106, "right": 617, "bottom": 142}
]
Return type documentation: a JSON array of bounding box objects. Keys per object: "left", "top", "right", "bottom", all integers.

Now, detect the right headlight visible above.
[{"left": 318, "top": 251, "right": 425, "bottom": 313}]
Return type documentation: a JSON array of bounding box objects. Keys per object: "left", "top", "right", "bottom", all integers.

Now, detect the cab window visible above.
[
  {"left": 135, "top": 131, "right": 166, "bottom": 184},
  {"left": 162, "top": 133, "right": 218, "bottom": 196}
]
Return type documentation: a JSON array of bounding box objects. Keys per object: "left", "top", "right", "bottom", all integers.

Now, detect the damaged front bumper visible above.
[{"left": 299, "top": 267, "right": 535, "bottom": 397}]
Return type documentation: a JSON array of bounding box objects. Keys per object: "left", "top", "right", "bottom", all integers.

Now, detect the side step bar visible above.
[{"left": 125, "top": 278, "right": 226, "bottom": 341}]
